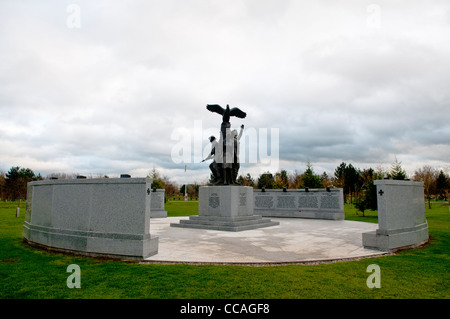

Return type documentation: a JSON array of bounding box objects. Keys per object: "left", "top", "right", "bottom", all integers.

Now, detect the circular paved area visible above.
[{"left": 144, "top": 217, "right": 387, "bottom": 265}]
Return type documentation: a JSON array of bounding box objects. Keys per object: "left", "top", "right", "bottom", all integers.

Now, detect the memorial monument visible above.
[
  {"left": 23, "top": 177, "right": 159, "bottom": 260},
  {"left": 171, "top": 104, "right": 279, "bottom": 231},
  {"left": 362, "top": 179, "right": 429, "bottom": 251},
  {"left": 202, "top": 104, "right": 246, "bottom": 185}
]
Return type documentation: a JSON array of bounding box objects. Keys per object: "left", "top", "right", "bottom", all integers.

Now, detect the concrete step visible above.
[
  {"left": 180, "top": 216, "right": 272, "bottom": 227},
  {"left": 170, "top": 220, "right": 280, "bottom": 232},
  {"left": 187, "top": 215, "right": 264, "bottom": 222},
  {"left": 170, "top": 215, "right": 280, "bottom": 231}
]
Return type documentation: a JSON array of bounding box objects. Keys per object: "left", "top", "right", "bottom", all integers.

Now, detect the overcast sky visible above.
[{"left": 1, "top": 0, "right": 449, "bottom": 184}]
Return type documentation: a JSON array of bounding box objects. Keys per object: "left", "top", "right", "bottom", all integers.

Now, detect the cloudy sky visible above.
[{"left": 1, "top": 0, "right": 449, "bottom": 184}]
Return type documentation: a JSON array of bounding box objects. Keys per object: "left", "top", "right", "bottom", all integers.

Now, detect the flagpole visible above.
[{"left": 184, "top": 164, "right": 187, "bottom": 201}]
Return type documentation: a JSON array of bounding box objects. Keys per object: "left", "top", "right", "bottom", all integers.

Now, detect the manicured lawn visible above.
[
  {"left": 0, "top": 200, "right": 448, "bottom": 299},
  {"left": 165, "top": 200, "right": 198, "bottom": 217},
  {"left": 344, "top": 203, "right": 379, "bottom": 224}
]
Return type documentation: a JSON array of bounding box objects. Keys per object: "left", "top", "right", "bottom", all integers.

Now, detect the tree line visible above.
[
  {"left": 0, "top": 167, "right": 181, "bottom": 202},
  {"left": 240, "top": 159, "right": 449, "bottom": 212},
  {"left": 0, "top": 167, "right": 43, "bottom": 201},
  {"left": 2, "top": 160, "right": 449, "bottom": 212}
]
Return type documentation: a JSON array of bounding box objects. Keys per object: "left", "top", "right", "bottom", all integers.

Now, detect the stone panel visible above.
[{"left": 23, "top": 178, "right": 158, "bottom": 260}]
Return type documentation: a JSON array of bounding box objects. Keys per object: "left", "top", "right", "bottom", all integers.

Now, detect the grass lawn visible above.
[
  {"left": 0, "top": 200, "right": 448, "bottom": 299},
  {"left": 165, "top": 200, "right": 199, "bottom": 217}
]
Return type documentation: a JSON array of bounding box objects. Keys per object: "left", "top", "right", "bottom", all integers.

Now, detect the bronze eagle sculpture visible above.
[{"left": 206, "top": 104, "right": 246, "bottom": 122}]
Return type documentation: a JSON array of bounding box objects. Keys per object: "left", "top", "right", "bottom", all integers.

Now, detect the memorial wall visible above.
[
  {"left": 150, "top": 189, "right": 167, "bottom": 218},
  {"left": 23, "top": 178, "right": 158, "bottom": 260},
  {"left": 253, "top": 188, "right": 345, "bottom": 220}
]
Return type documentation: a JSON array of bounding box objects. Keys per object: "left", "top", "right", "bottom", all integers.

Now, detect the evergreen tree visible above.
[
  {"left": 334, "top": 162, "right": 347, "bottom": 189},
  {"left": 389, "top": 157, "right": 407, "bottom": 180},
  {"left": 149, "top": 168, "right": 164, "bottom": 189},
  {"left": 301, "top": 162, "right": 322, "bottom": 188},
  {"left": 354, "top": 168, "right": 379, "bottom": 215},
  {"left": 344, "top": 164, "right": 360, "bottom": 206},
  {"left": 5, "top": 166, "right": 41, "bottom": 200},
  {"left": 333, "top": 162, "right": 360, "bottom": 205},
  {"left": 257, "top": 172, "right": 274, "bottom": 189},
  {"left": 436, "top": 170, "right": 449, "bottom": 200}
]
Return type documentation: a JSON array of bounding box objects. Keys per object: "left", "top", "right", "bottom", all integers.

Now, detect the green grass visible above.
[
  {"left": 165, "top": 200, "right": 198, "bottom": 217},
  {"left": 0, "top": 200, "right": 448, "bottom": 299},
  {"left": 344, "top": 203, "right": 379, "bottom": 223},
  {"left": 165, "top": 200, "right": 380, "bottom": 222}
]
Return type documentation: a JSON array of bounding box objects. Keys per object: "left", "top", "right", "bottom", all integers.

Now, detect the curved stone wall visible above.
[
  {"left": 23, "top": 178, "right": 158, "bottom": 260},
  {"left": 253, "top": 188, "right": 345, "bottom": 220}
]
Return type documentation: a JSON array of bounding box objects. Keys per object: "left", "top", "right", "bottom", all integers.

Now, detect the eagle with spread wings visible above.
[{"left": 206, "top": 104, "right": 246, "bottom": 123}]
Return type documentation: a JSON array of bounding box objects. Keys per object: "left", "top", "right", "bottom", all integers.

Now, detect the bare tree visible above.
[
  {"left": 0, "top": 171, "right": 6, "bottom": 200},
  {"left": 147, "top": 167, "right": 180, "bottom": 200},
  {"left": 413, "top": 165, "right": 438, "bottom": 209},
  {"left": 320, "top": 171, "right": 331, "bottom": 188},
  {"left": 288, "top": 170, "right": 303, "bottom": 189}
]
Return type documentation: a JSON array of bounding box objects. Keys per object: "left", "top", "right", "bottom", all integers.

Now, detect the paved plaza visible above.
[{"left": 144, "top": 217, "right": 387, "bottom": 265}]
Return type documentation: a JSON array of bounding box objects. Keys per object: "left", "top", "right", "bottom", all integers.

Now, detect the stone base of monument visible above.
[
  {"left": 362, "top": 225, "right": 429, "bottom": 251},
  {"left": 170, "top": 186, "right": 279, "bottom": 231}
]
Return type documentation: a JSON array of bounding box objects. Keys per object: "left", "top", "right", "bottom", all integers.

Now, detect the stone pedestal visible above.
[
  {"left": 171, "top": 186, "right": 279, "bottom": 231},
  {"left": 362, "top": 180, "right": 429, "bottom": 251}
]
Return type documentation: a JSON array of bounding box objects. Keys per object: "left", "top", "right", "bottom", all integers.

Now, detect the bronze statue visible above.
[
  {"left": 203, "top": 104, "right": 246, "bottom": 185},
  {"left": 201, "top": 136, "right": 222, "bottom": 184}
]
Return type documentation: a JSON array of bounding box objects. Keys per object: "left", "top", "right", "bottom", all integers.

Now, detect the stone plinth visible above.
[
  {"left": 23, "top": 178, "right": 158, "bottom": 260},
  {"left": 170, "top": 186, "right": 279, "bottom": 231},
  {"left": 151, "top": 189, "right": 167, "bottom": 218},
  {"left": 362, "top": 180, "right": 429, "bottom": 251},
  {"left": 253, "top": 188, "right": 344, "bottom": 220}
]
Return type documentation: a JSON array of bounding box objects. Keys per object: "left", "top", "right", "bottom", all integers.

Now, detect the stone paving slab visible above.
[{"left": 144, "top": 217, "right": 387, "bottom": 265}]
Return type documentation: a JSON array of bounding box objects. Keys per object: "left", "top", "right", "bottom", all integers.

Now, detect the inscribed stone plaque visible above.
[
  {"left": 277, "top": 195, "right": 296, "bottom": 209},
  {"left": 320, "top": 193, "right": 340, "bottom": 209},
  {"left": 209, "top": 193, "right": 220, "bottom": 208},
  {"left": 239, "top": 192, "right": 247, "bottom": 206},
  {"left": 151, "top": 193, "right": 162, "bottom": 210},
  {"left": 255, "top": 195, "right": 274, "bottom": 209},
  {"left": 298, "top": 194, "right": 319, "bottom": 209}
]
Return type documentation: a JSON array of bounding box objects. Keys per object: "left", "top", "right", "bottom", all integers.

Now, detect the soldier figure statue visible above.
[{"left": 202, "top": 104, "right": 246, "bottom": 185}]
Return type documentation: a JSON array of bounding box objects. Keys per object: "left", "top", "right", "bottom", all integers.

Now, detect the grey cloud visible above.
[{"left": 0, "top": 0, "right": 449, "bottom": 181}]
